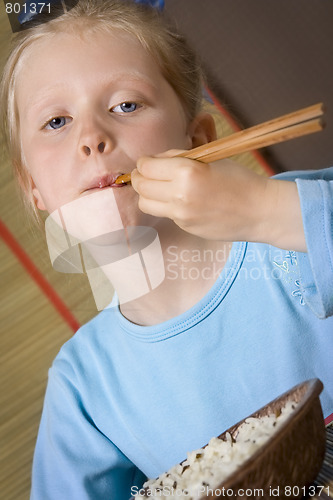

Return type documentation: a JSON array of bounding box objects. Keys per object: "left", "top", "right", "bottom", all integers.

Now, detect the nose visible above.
[
  {"left": 82, "top": 141, "right": 107, "bottom": 156},
  {"left": 78, "top": 119, "right": 114, "bottom": 158}
]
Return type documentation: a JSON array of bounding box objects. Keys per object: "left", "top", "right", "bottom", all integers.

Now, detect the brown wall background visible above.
[{"left": 165, "top": 0, "right": 333, "bottom": 172}]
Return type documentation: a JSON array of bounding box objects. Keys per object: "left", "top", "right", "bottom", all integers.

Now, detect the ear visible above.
[
  {"left": 22, "top": 172, "right": 47, "bottom": 211},
  {"left": 32, "top": 183, "right": 47, "bottom": 211},
  {"left": 187, "top": 111, "right": 217, "bottom": 148}
]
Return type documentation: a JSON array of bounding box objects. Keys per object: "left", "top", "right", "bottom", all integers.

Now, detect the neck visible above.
[
  {"left": 85, "top": 219, "right": 231, "bottom": 326},
  {"left": 120, "top": 220, "right": 232, "bottom": 326}
]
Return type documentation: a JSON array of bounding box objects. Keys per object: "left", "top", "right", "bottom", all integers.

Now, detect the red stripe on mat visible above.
[
  {"left": 205, "top": 87, "right": 276, "bottom": 177},
  {"left": 325, "top": 413, "right": 333, "bottom": 426},
  {"left": 0, "top": 219, "right": 80, "bottom": 333}
]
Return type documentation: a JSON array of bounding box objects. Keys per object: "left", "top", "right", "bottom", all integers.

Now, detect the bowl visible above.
[
  {"left": 204, "top": 378, "right": 326, "bottom": 499},
  {"left": 138, "top": 379, "right": 326, "bottom": 500}
]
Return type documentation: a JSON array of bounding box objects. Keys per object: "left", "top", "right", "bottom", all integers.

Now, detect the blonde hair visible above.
[{"left": 0, "top": 0, "right": 204, "bottom": 217}]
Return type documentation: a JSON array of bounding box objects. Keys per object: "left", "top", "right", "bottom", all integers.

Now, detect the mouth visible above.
[{"left": 83, "top": 174, "right": 129, "bottom": 194}]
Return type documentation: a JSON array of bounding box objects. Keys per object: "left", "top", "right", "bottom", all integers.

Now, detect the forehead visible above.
[{"left": 15, "top": 29, "right": 166, "bottom": 106}]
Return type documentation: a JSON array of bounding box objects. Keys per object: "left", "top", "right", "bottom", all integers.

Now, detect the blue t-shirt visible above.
[{"left": 31, "top": 168, "right": 333, "bottom": 500}]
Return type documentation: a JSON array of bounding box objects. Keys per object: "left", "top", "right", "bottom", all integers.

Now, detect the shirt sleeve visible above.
[
  {"left": 30, "top": 363, "right": 146, "bottom": 500},
  {"left": 275, "top": 167, "right": 333, "bottom": 319}
]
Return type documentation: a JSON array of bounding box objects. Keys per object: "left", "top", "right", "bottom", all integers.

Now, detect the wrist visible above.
[{"left": 260, "top": 179, "right": 307, "bottom": 252}]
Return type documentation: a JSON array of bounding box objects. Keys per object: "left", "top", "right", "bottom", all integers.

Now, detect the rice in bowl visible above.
[{"left": 134, "top": 400, "right": 298, "bottom": 499}]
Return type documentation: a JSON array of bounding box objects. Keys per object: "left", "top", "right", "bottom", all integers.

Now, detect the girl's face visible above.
[{"left": 16, "top": 30, "right": 194, "bottom": 224}]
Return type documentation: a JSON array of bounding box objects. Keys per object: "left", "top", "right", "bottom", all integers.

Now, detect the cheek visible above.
[
  {"left": 154, "top": 106, "right": 191, "bottom": 151},
  {"left": 21, "top": 133, "right": 47, "bottom": 178},
  {"left": 24, "top": 149, "right": 71, "bottom": 214},
  {"left": 23, "top": 138, "right": 67, "bottom": 190},
  {"left": 131, "top": 117, "right": 189, "bottom": 157}
]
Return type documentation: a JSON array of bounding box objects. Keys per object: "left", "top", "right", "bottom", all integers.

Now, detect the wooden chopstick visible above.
[
  {"left": 194, "top": 117, "right": 323, "bottom": 163},
  {"left": 115, "top": 103, "right": 324, "bottom": 184},
  {"left": 179, "top": 103, "right": 324, "bottom": 161}
]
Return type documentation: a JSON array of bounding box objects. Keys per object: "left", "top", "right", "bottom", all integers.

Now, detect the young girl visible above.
[{"left": 1, "top": 1, "right": 332, "bottom": 499}]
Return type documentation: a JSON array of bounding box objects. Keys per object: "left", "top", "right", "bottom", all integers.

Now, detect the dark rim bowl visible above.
[{"left": 205, "top": 378, "right": 325, "bottom": 499}]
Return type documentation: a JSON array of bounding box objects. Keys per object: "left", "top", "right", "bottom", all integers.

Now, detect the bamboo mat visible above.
[
  {"left": 0, "top": 9, "right": 97, "bottom": 500},
  {"left": 0, "top": 5, "right": 273, "bottom": 500},
  {"left": 307, "top": 423, "right": 333, "bottom": 499}
]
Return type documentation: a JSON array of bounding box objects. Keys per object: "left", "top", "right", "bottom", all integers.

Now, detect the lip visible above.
[{"left": 82, "top": 174, "right": 129, "bottom": 194}]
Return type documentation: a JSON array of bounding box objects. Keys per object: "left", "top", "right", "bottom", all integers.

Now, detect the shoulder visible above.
[{"left": 51, "top": 306, "right": 119, "bottom": 378}]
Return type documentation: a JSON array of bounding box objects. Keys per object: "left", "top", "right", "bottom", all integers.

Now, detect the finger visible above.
[
  {"left": 137, "top": 196, "right": 171, "bottom": 219},
  {"left": 131, "top": 167, "right": 170, "bottom": 200},
  {"left": 135, "top": 178, "right": 176, "bottom": 203},
  {"left": 137, "top": 156, "right": 183, "bottom": 181}
]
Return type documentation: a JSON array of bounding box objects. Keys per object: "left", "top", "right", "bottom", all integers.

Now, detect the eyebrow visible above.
[
  {"left": 21, "top": 83, "right": 72, "bottom": 117},
  {"left": 22, "top": 71, "right": 159, "bottom": 118}
]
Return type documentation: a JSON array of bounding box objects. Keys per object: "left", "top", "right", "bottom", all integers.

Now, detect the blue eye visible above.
[
  {"left": 45, "top": 116, "right": 70, "bottom": 130},
  {"left": 112, "top": 102, "right": 140, "bottom": 114}
]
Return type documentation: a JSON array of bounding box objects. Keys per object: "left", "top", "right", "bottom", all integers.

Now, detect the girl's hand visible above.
[{"left": 131, "top": 152, "right": 307, "bottom": 251}]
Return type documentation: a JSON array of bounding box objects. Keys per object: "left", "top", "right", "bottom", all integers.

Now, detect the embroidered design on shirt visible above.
[
  {"left": 273, "top": 251, "right": 297, "bottom": 283},
  {"left": 273, "top": 252, "right": 304, "bottom": 305},
  {"left": 285, "top": 251, "right": 297, "bottom": 266},
  {"left": 291, "top": 280, "right": 305, "bottom": 306}
]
